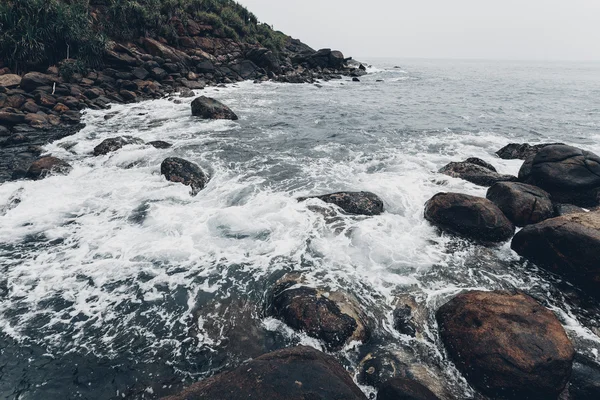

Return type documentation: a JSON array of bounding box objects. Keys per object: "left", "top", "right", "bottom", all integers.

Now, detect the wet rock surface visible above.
[
  {"left": 377, "top": 377, "right": 440, "bottom": 400},
  {"left": 496, "top": 142, "right": 564, "bottom": 160},
  {"left": 147, "top": 140, "right": 173, "bottom": 149},
  {"left": 298, "top": 191, "right": 384, "bottom": 216},
  {"left": 554, "top": 203, "right": 586, "bottom": 216},
  {"left": 518, "top": 145, "right": 600, "bottom": 207},
  {"left": 26, "top": 156, "right": 72, "bottom": 180},
  {"left": 439, "top": 159, "right": 517, "bottom": 186},
  {"left": 436, "top": 290, "right": 574, "bottom": 399},
  {"left": 160, "top": 157, "right": 208, "bottom": 196},
  {"left": 486, "top": 182, "right": 554, "bottom": 227},
  {"left": 424, "top": 192, "right": 515, "bottom": 242},
  {"left": 93, "top": 136, "right": 145, "bottom": 156},
  {"left": 511, "top": 212, "right": 600, "bottom": 299},
  {"left": 191, "top": 96, "right": 238, "bottom": 120},
  {"left": 162, "top": 346, "right": 368, "bottom": 400}
]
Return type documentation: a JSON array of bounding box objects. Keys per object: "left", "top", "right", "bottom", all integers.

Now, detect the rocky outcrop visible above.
[
  {"left": 270, "top": 275, "right": 369, "bottom": 351},
  {"left": 496, "top": 143, "right": 564, "bottom": 160},
  {"left": 486, "top": 182, "right": 554, "bottom": 227},
  {"left": 436, "top": 290, "right": 574, "bottom": 399},
  {"left": 160, "top": 157, "right": 208, "bottom": 196},
  {"left": 511, "top": 212, "right": 600, "bottom": 298},
  {"left": 518, "top": 145, "right": 600, "bottom": 207},
  {"left": 377, "top": 378, "right": 440, "bottom": 400},
  {"left": 191, "top": 96, "right": 238, "bottom": 120},
  {"left": 93, "top": 136, "right": 144, "bottom": 156},
  {"left": 26, "top": 156, "right": 72, "bottom": 180},
  {"left": 298, "top": 191, "right": 384, "bottom": 216},
  {"left": 424, "top": 192, "right": 515, "bottom": 242},
  {"left": 163, "top": 346, "right": 367, "bottom": 400},
  {"left": 439, "top": 159, "right": 517, "bottom": 187}
]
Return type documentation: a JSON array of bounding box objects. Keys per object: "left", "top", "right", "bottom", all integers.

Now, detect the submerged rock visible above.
[
  {"left": 270, "top": 275, "right": 369, "bottom": 351},
  {"left": 26, "top": 156, "right": 72, "bottom": 180},
  {"left": 424, "top": 192, "right": 515, "bottom": 242},
  {"left": 163, "top": 346, "right": 367, "bottom": 400},
  {"left": 147, "top": 140, "right": 172, "bottom": 149},
  {"left": 436, "top": 290, "right": 574, "bottom": 399},
  {"left": 93, "top": 136, "right": 144, "bottom": 156},
  {"left": 160, "top": 157, "right": 208, "bottom": 196},
  {"left": 486, "top": 182, "right": 554, "bottom": 227},
  {"left": 191, "top": 96, "right": 238, "bottom": 120},
  {"left": 298, "top": 191, "right": 384, "bottom": 216},
  {"left": 511, "top": 212, "right": 600, "bottom": 299},
  {"left": 496, "top": 142, "right": 564, "bottom": 160},
  {"left": 377, "top": 377, "right": 440, "bottom": 400},
  {"left": 439, "top": 160, "right": 516, "bottom": 187},
  {"left": 518, "top": 145, "right": 600, "bottom": 207}
]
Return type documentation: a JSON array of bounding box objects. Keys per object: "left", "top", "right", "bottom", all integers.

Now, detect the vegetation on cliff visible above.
[{"left": 0, "top": 0, "right": 287, "bottom": 72}]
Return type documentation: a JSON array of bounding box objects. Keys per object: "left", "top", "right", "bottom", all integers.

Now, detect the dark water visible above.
[{"left": 1, "top": 59, "right": 600, "bottom": 399}]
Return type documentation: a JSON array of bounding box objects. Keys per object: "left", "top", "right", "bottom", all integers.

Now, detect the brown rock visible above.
[
  {"left": 35, "top": 92, "right": 57, "bottom": 107},
  {"left": 21, "top": 100, "right": 39, "bottom": 113},
  {"left": 0, "top": 74, "right": 22, "bottom": 88},
  {"left": 486, "top": 182, "right": 554, "bottom": 227},
  {"left": 6, "top": 94, "right": 26, "bottom": 109},
  {"left": 53, "top": 103, "right": 69, "bottom": 114},
  {"left": 437, "top": 290, "right": 574, "bottom": 399},
  {"left": 190, "top": 96, "right": 238, "bottom": 120},
  {"left": 0, "top": 111, "right": 26, "bottom": 125},
  {"left": 377, "top": 378, "right": 440, "bottom": 400},
  {"left": 424, "top": 192, "right": 515, "bottom": 242},
  {"left": 25, "top": 113, "right": 49, "bottom": 129},
  {"left": 119, "top": 89, "right": 137, "bottom": 102},
  {"left": 26, "top": 156, "right": 72, "bottom": 180},
  {"left": 20, "top": 72, "right": 54, "bottom": 92},
  {"left": 162, "top": 346, "right": 367, "bottom": 400}
]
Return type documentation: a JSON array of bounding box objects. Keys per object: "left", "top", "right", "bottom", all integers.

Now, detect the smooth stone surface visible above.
[
  {"left": 486, "top": 182, "right": 554, "bottom": 227},
  {"left": 299, "top": 191, "right": 384, "bottom": 216},
  {"left": 191, "top": 96, "right": 238, "bottom": 120},
  {"left": 160, "top": 157, "right": 208, "bottom": 196},
  {"left": 439, "top": 160, "right": 517, "bottom": 187}
]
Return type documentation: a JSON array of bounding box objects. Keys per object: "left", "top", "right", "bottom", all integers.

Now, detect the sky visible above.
[{"left": 238, "top": 0, "right": 600, "bottom": 61}]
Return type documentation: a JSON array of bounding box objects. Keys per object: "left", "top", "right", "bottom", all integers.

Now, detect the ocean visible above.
[{"left": 1, "top": 58, "right": 600, "bottom": 399}]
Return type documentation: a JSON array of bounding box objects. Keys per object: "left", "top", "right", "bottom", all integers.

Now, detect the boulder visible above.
[
  {"left": 436, "top": 290, "right": 574, "bottom": 399},
  {"left": 0, "top": 74, "right": 22, "bottom": 88},
  {"left": 132, "top": 67, "right": 149, "bottom": 80},
  {"left": 0, "top": 111, "right": 26, "bottom": 125},
  {"left": 377, "top": 378, "right": 440, "bottom": 400},
  {"left": 486, "top": 182, "right": 554, "bottom": 227},
  {"left": 162, "top": 346, "right": 367, "bottom": 400},
  {"left": 93, "top": 136, "right": 144, "bottom": 156},
  {"left": 191, "top": 96, "right": 238, "bottom": 120},
  {"left": 518, "top": 145, "right": 600, "bottom": 207},
  {"left": 26, "top": 156, "right": 72, "bottom": 180},
  {"left": 298, "top": 191, "right": 384, "bottom": 216},
  {"left": 569, "top": 354, "right": 600, "bottom": 400},
  {"left": 424, "top": 192, "right": 515, "bottom": 242},
  {"left": 142, "top": 37, "right": 192, "bottom": 66},
  {"left": 148, "top": 141, "right": 172, "bottom": 149},
  {"left": 161, "top": 157, "right": 208, "bottom": 196},
  {"left": 554, "top": 203, "right": 586, "bottom": 216},
  {"left": 511, "top": 212, "right": 600, "bottom": 298},
  {"left": 439, "top": 160, "right": 517, "bottom": 187},
  {"left": 496, "top": 143, "right": 564, "bottom": 160},
  {"left": 464, "top": 157, "right": 497, "bottom": 172},
  {"left": 20, "top": 72, "right": 54, "bottom": 92},
  {"left": 270, "top": 276, "right": 369, "bottom": 351},
  {"left": 246, "top": 47, "right": 280, "bottom": 72}
]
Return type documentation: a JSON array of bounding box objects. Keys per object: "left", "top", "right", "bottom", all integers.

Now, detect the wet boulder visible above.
[
  {"left": 569, "top": 354, "right": 600, "bottom": 400},
  {"left": 147, "top": 140, "right": 172, "bottom": 149},
  {"left": 424, "top": 192, "right": 515, "bottom": 242},
  {"left": 377, "top": 378, "right": 440, "bottom": 400},
  {"left": 439, "top": 160, "right": 517, "bottom": 187},
  {"left": 464, "top": 157, "right": 497, "bottom": 172},
  {"left": 511, "top": 212, "right": 600, "bottom": 298},
  {"left": 191, "top": 96, "right": 238, "bottom": 120},
  {"left": 486, "top": 182, "right": 554, "bottom": 227},
  {"left": 298, "top": 191, "right": 384, "bottom": 216},
  {"left": 518, "top": 145, "right": 600, "bottom": 207},
  {"left": 93, "top": 136, "right": 144, "bottom": 156},
  {"left": 163, "top": 346, "right": 367, "bottom": 400},
  {"left": 496, "top": 142, "right": 564, "bottom": 160},
  {"left": 554, "top": 203, "right": 586, "bottom": 216},
  {"left": 436, "top": 290, "right": 574, "bottom": 399},
  {"left": 20, "top": 72, "right": 54, "bottom": 92},
  {"left": 26, "top": 156, "right": 72, "bottom": 180},
  {"left": 160, "top": 157, "right": 208, "bottom": 196},
  {"left": 270, "top": 276, "right": 369, "bottom": 351}
]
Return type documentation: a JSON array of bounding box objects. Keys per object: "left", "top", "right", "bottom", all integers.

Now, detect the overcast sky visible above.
[{"left": 238, "top": 0, "right": 600, "bottom": 61}]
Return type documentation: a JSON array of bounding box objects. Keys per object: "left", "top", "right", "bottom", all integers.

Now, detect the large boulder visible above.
[
  {"left": 20, "top": 72, "right": 54, "bottom": 92},
  {"left": 26, "top": 156, "right": 72, "bottom": 180},
  {"left": 496, "top": 143, "right": 564, "bottom": 160},
  {"left": 298, "top": 191, "right": 384, "bottom": 216},
  {"left": 93, "top": 136, "right": 144, "bottom": 156},
  {"left": 246, "top": 47, "right": 280, "bottom": 72},
  {"left": 270, "top": 275, "right": 369, "bottom": 351},
  {"left": 518, "top": 145, "right": 600, "bottom": 207},
  {"left": 511, "top": 212, "right": 600, "bottom": 298},
  {"left": 163, "top": 346, "right": 367, "bottom": 400},
  {"left": 377, "top": 378, "right": 440, "bottom": 400},
  {"left": 160, "top": 157, "right": 208, "bottom": 196},
  {"left": 436, "top": 290, "right": 574, "bottom": 399},
  {"left": 424, "top": 192, "right": 515, "bottom": 242},
  {"left": 0, "top": 74, "right": 22, "bottom": 88},
  {"left": 439, "top": 159, "right": 517, "bottom": 187},
  {"left": 191, "top": 96, "right": 238, "bottom": 120},
  {"left": 486, "top": 182, "right": 554, "bottom": 227}
]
